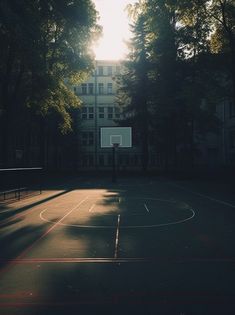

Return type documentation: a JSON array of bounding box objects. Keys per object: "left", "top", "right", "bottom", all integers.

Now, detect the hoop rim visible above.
[{"left": 112, "top": 143, "right": 120, "bottom": 148}]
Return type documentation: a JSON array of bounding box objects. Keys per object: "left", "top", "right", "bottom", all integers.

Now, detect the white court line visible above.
[
  {"left": 39, "top": 197, "right": 88, "bottom": 227},
  {"left": 170, "top": 183, "right": 235, "bottom": 208},
  {"left": 88, "top": 204, "right": 95, "bottom": 213},
  {"left": 144, "top": 203, "right": 150, "bottom": 213},
  {"left": 114, "top": 215, "right": 121, "bottom": 258},
  {"left": 18, "top": 196, "right": 89, "bottom": 260},
  {"left": 40, "top": 208, "right": 195, "bottom": 229}
]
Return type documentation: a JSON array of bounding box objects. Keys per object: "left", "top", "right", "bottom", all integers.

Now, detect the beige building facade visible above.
[{"left": 74, "top": 60, "right": 141, "bottom": 169}]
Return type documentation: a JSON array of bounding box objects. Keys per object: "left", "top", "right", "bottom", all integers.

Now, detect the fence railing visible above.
[{"left": 0, "top": 167, "right": 43, "bottom": 202}]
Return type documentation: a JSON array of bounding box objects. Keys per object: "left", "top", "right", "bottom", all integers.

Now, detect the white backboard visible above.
[{"left": 100, "top": 127, "right": 132, "bottom": 148}]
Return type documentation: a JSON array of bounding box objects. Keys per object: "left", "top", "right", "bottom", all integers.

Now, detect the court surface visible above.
[{"left": 0, "top": 175, "right": 235, "bottom": 314}]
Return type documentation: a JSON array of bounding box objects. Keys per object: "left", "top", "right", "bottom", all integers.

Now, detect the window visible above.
[
  {"left": 116, "top": 66, "right": 121, "bottom": 75},
  {"left": 98, "top": 66, "right": 103, "bottom": 76},
  {"left": 125, "top": 155, "right": 130, "bottom": 165},
  {"left": 108, "top": 154, "right": 112, "bottom": 166},
  {"left": 99, "top": 107, "right": 104, "bottom": 118},
  {"left": 81, "top": 132, "right": 94, "bottom": 146},
  {"left": 230, "top": 100, "right": 235, "bottom": 118},
  {"left": 133, "top": 132, "right": 140, "bottom": 146},
  {"left": 81, "top": 155, "right": 87, "bottom": 166},
  {"left": 81, "top": 107, "right": 88, "bottom": 119},
  {"left": 88, "top": 155, "right": 94, "bottom": 166},
  {"left": 119, "top": 155, "right": 129, "bottom": 166},
  {"left": 134, "top": 155, "right": 140, "bottom": 166},
  {"left": 88, "top": 83, "right": 94, "bottom": 95},
  {"left": 98, "top": 83, "right": 104, "bottom": 94},
  {"left": 73, "top": 87, "right": 77, "bottom": 93},
  {"left": 88, "top": 107, "right": 94, "bottom": 119},
  {"left": 107, "top": 83, "right": 113, "bottom": 94},
  {"left": 107, "top": 107, "right": 113, "bottom": 119},
  {"left": 81, "top": 84, "right": 87, "bottom": 94},
  {"left": 230, "top": 130, "right": 235, "bottom": 148},
  {"left": 99, "top": 155, "right": 104, "bottom": 166},
  {"left": 81, "top": 106, "right": 93, "bottom": 119},
  {"left": 81, "top": 154, "right": 94, "bottom": 166},
  {"left": 107, "top": 66, "right": 112, "bottom": 76},
  {"left": 114, "top": 107, "right": 120, "bottom": 119}
]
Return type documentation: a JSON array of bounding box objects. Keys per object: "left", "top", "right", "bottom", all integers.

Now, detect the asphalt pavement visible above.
[{"left": 0, "top": 174, "right": 235, "bottom": 314}]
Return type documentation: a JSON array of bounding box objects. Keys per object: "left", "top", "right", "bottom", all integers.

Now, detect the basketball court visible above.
[
  {"left": 0, "top": 175, "right": 235, "bottom": 314},
  {"left": 0, "top": 128, "right": 235, "bottom": 314}
]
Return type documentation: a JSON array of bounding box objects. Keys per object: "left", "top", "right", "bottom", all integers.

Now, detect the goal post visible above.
[
  {"left": 100, "top": 127, "right": 132, "bottom": 182},
  {"left": 100, "top": 127, "right": 132, "bottom": 148}
]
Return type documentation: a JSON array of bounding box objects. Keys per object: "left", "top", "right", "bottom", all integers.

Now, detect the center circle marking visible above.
[{"left": 40, "top": 197, "right": 196, "bottom": 229}]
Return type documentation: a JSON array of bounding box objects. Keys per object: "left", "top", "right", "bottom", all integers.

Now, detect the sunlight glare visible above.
[{"left": 92, "top": 0, "right": 137, "bottom": 60}]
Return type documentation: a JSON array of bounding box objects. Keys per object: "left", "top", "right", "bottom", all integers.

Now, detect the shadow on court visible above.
[{"left": 0, "top": 175, "right": 235, "bottom": 314}]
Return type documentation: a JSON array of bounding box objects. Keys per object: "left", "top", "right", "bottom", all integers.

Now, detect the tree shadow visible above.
[
  {"left": 0, "top": 189, "right": 73, "bottom": 224},
  {"left": 0, "top": 224, "right": 47, "bottom": 269},
  {"left": 0, "top": 182, "right": 234, "bottom": 314}
]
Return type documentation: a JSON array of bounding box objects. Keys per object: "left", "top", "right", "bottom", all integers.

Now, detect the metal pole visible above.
[
  {"left": 94, "top": 61, "right": 98, "bottom": 169},
  {"left": 18, "top": 170, "right": 21, "bottom": 200},
  {"left": 112, "top": 146, "right": 117, "bottom": 183}
]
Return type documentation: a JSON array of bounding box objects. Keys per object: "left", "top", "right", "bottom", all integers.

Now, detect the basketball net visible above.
[{"left": 113, "top": 143, "right": 120, "bottom": 148}]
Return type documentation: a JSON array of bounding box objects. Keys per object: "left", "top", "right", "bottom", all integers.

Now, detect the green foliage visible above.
[
  {"left": 117, "top": 11, "right": 152, "bottom": 171},
  {"left": 118, "top": 0, "right": 234, "bottom": 170},
  {"left": 0, "top": 0, "right": 101, "bottom": 132}
]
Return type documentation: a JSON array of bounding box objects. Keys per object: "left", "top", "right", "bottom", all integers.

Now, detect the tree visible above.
[
  {"left": 118, "top": 0, "right": 222, "bottom": 172},
  {"left": 0, "top": 0, "right": 101, "bottom": 167},
  {"left": 117, "top": 13, "right": 152, "bottom": 172},
  {"left": 208, "top": 0, "right": 235, "bottom": 103}
]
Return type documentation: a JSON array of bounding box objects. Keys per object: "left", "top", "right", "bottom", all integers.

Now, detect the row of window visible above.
[
  {"left": 80, "top": 154, "right": 139, "bottom": 167},
  {"left": 81, "top": 132, "right": 94, "bottom": 146},
  {"left": 80, "top": 154, "right": 161, "bottom": 167},
  {"left": 81, "top": 106, "right": 120, "bottom": 120},
  {"left": 74, "top": 83, "right": 113, "bottom": 95},
  {"left": 95, "top": 65, "right": 121, "bottom": 76},
  {"left": 80, "top": 128, "right": 235, "bottom": 150}
]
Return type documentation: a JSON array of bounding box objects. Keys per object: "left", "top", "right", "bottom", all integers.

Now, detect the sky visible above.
[{"left": 92, "top": 0, "right": 137, "bottom": 60}]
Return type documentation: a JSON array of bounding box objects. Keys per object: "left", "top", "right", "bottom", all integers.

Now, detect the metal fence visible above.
[{"left": 0, "top": 167, "right": 43, "bottom": 202}]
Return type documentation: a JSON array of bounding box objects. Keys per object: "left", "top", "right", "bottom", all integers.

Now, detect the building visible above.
[
  {"left": 74, "top": 60, "right": 235, "bottom": 172},
  {"left": 196, "top": 98, "right": 235, "bottom": 168},
  {"left": 74, "top": 60, "right": 124, "bottom": 169},
  {"left": 73, "top": 60, "right": 160, "bottom": 170}
]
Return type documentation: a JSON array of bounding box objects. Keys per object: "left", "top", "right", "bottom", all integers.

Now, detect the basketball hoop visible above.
[
  {"left": 100, "top": 127, "right": 132, "bottom": 148},
  {"left": 113, "top": 143, "right": 119, "bottom": 148}
]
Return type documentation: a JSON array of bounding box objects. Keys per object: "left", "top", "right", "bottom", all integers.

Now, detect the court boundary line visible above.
[
  {"left": 88, "top": 204, "right": 95, "bottom": 212},
  {"left": 114, "top": 215, "right": 121, "bottom": 258},
  {"left": 40, "top": 208, "right": 195, "bottom": 229},
  {"left": 1, "top": 257, "right": 235, "bottom": 264},
  {"left": 144, "top": 203, "right": 150, "bottom": 213},
  {"left": 17, "top": 196, "right": 89, "bottom": 260},
  {"left": 0, "top": 189, "right": 76, "bottom": 226},
  {"left": 170, "top": 182, "right": 235, "bottom": 208}
]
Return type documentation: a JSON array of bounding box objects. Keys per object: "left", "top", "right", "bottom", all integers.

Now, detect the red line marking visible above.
[
  {"left": 0, "top": 197, "right": 88, "bottom": 277},
  {"left": 1, "top": 257, "right": 235, "bottom": 264},
  {"left": 16, "top": 197, "right": 88, "bottom": 260},
  {"left": 0, "top": 190, "right": 68, "bottom": 226},
  {"left": 0, "top": 296, "right": 234, "bottom": 307}
]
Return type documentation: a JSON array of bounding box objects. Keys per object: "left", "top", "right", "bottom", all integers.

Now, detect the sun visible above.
[
  {"left": 92, "top": 38, "right": 128, "bottom": 60},
  {"left": 92, "top": 0, "right": 136, "bottom": 60}
]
